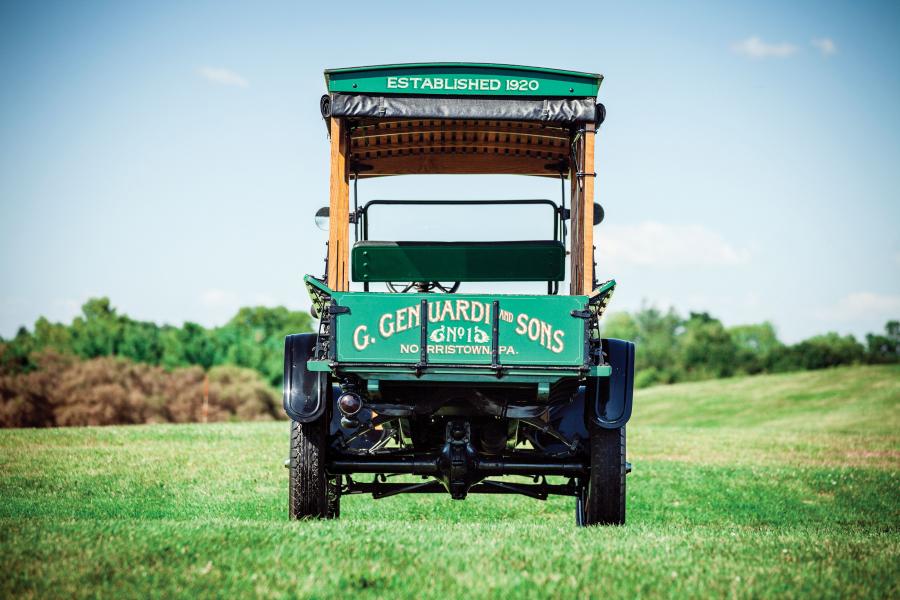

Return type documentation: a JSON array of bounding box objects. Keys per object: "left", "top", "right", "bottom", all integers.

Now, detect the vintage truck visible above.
[{"left": 284, "top": 63, "right": 634, "bottom": 526}]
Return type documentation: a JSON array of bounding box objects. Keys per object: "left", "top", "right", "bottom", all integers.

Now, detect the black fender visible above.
[
  {"left": 585, "top": 338, "right": 635, "bottom": 429},
  {"left": 283, "top": 333, "right": 328, "bottom": 423}
]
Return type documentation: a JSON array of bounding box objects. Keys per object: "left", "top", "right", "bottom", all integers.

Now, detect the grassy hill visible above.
[{"left": 1, "top": 365, "right": 898, "bottom": 598}]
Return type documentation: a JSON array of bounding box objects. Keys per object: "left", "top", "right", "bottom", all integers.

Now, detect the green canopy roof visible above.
[{"left": 324, "top": 63, "right": 602, "bottom": 98}]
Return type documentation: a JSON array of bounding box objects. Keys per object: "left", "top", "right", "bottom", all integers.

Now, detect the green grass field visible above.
[{"left": 2, "top": 365, "right": 898, "bottom": 598}]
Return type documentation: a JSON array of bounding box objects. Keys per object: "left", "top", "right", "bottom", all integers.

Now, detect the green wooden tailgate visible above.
[
  {"left": 332, "top": 292, "right": 587, "bottom": 367},
  {"left": 351, "top": 241, "right": 565, "bottom": 283}
]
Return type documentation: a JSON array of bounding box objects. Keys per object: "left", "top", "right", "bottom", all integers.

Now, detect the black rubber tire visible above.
[
  {"left": 289, "top": 418, "right": 339, "bottom": 519},
  {"left": 578, "top": 426, "right": 625, "bottom": 526}
]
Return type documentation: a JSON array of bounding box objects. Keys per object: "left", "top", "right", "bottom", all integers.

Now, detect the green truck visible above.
[{"left": 285, "top": 64, "right": 634, "bottom": 526}]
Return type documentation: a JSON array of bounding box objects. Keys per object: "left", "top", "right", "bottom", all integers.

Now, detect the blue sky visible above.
[{"left": 1, "top": 0, "right": 898, "bottom": 342}]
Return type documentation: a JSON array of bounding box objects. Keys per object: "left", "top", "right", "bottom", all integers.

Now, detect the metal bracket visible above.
[
  {"left": 328, "top": 302, "right": 350, "bottom": 360},
  {"left": 491, "top": 300, "right": 501, "bottom": 376},
  {"left": 478, "top": 479, "right": 550, "bottom": 501},
  {"left": 570, "top": 309, "right": 594, "bottom": 371},
  {"left": 443, "top": 420, "right": 474, "bottom": 499},
  {"left": 519, "top": 417, "right": 580, "bottom": 453},
  {"left": 415, "top": 299, "right": 428, "bottom": 376}
]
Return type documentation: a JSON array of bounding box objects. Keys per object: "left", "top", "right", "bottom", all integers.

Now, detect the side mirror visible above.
[
  {"left": 593, "top": 202, "right": 604, "bottom": 226},
  {"left": 314, "top": 207, "right": 330, "bottom": 231}
]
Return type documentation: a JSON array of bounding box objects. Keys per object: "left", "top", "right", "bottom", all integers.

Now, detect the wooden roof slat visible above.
[
  {"left": 353, "top": 153, "right": 564, "bottom": 177},
  {"left": 343, "top": 117, "right": 573, "bottom": 178},
  {"left": 353, "top": 131, "right": 567, "bottom": 146},
  {"left": 350, "top": 120, "right": 568, "bottom": 138},
  {"left": 351, "top": 142, "right": 568, "bottom": 159}
]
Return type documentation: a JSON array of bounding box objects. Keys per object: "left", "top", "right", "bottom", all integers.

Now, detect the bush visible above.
[
  {"left": 0, "top": 351, "right": 283, "bottom": 428},
  {"left": 786, "top": 333, "right": 866, "bottom": 371}
]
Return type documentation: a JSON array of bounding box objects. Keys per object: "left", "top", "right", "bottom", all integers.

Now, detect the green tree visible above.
[
  {"left": 33, "top": 317, "right": 73, "bottom": 355},
  {"left": 216, "top": 306, "right": 313, "bottom": 385},
  {"left": 788, "top": 332, "right": 866, "bottom": 370},
  {"left": 164, "top": 322, "right": 218, "bottom": 371},
  {"left": 728, "top": 322, "right": 784, "bottom": 373},
  {"left": 680, "top": 312, "right": 739, "bottom": 380},
  {"left": 119, "top": 320, "right": 165, "bottom": 365},
  {"left": 70, "top": 298, "right": 123, "bottom": 359},
  {"left": 865, "top": 320, "right": 899, "bottom": 364},
  {"left": 603, "top": 305, "right": 684, "bottom": 387},
  {"left": 0, "top": 327, "right": 35, "bottom": 373}
]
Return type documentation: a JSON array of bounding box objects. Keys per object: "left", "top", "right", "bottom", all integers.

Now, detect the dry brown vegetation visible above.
[{"left": 0, "top": 351, "right": 282, "bottom": 428}]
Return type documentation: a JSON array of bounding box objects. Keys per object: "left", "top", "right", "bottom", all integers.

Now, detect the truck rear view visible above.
[{"left": 285, "top": 63, "right": 634, "bottom": 526}]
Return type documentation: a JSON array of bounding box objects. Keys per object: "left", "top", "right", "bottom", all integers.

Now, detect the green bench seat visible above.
[{"left": 351, "top": 240, "right": 566, "bottom": 283}]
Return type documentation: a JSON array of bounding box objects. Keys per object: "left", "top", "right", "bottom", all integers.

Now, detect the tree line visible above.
[
  {"left": 0, "top": 297, "right": 313, "bottom": 386},
  {"left": 0, "top": 298, "right": 313, "bottom": 427},
  {"left": 601, "top": 307, "right": 898, "bottom": 388},
  {"left": 0, "top": 298, "right": 896, "bottom": 427},
  {"left": 2, "top": 298, "right": 897, "bottom": 388}
]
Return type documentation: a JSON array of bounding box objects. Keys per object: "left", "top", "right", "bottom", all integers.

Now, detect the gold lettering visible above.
[
  {"left": 540, "top": 321, "right": 552, "bottom": 349},
  {"left": 551, "top": 330, "right": 565, "bottom": 353},
  {"left": 516, "top": 313, "right": 529, "bottom": 335},
  {"left": 470, "top": 301, "right": 484, "bottom": 323},
  {"left": 428, "top": 301, "right": 441, "bottom": 323},
  {"left": 379, "top": 313, "right": 395, "bottom": 338},
  {"left": 527, "top": 318, "right": 541, "bottom": 341},
  {"left": 457, "top": 299, "right": 470, "bottom": 322},
  {"left": 353, "top": 325, "right": 370, "bottom": 350},
  {"left": 440, "top": 301, "right": 455, "bottom": 322}
]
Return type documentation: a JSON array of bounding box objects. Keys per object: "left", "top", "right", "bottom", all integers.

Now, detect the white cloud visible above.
[
  {"left": 198, "top": 66, "right": 249, "bottom": 88},
  {"left": 814, "top": 292, "right": 900, "bottom": 322},
  {"left": 600, "top": 222, "right": 750, "bottom": 267},
  {"left": 731, "top": 36, "right": 797, "bottom": 59},
  {"left": 811, "top": 38, "right": 837, "bottom": 56}
]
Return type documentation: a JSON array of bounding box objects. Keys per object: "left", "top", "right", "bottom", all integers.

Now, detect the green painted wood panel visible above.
[
  {"left": 325, "top": 63, "right": 601, "bottom": 97},
  {"left": 351, "top": 241, "right": 566, "bottom": 283}
]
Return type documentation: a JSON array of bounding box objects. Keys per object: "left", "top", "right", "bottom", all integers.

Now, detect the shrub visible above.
[
  {"left": 0, "top": 351, "right": 283, "bottom": 428},
  {"left": 787, "top": 332, "right": 866, "bottom": 370}
]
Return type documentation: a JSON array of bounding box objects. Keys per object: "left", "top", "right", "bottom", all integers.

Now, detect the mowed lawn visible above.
[{"left": 1, "top": 366, "right": 898, "bottom": 598}]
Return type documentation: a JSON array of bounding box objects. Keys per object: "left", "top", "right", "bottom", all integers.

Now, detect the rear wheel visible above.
[
  {"left": 576, "top": 426, "right": 625, "bottom": 526},
  {"left": 289, "top": 418, "right": 340, "bottom": 519}
]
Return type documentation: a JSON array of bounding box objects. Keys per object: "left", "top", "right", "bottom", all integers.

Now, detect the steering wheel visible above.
[
  {"left": 386, "top": 281, "right": 417, "bottom": 293},
  {"left": 386, "top": 281, "right": 461, "bottom": 294}
]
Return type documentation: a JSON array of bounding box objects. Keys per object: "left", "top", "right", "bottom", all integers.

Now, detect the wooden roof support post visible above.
[
  {"left": 582, "top": 124, "right": 596, "bottom": 294},
  {"left": 569, "top": 123, "right": 596, "bottom": 295},
  {"left": 328, "top": 117, "right": 350, "bottom": 291}
]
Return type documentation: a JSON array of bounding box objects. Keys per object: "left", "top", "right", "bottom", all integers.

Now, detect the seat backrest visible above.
[{"left": 351, "top": 241, "right": 565, "bottom": 283}]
